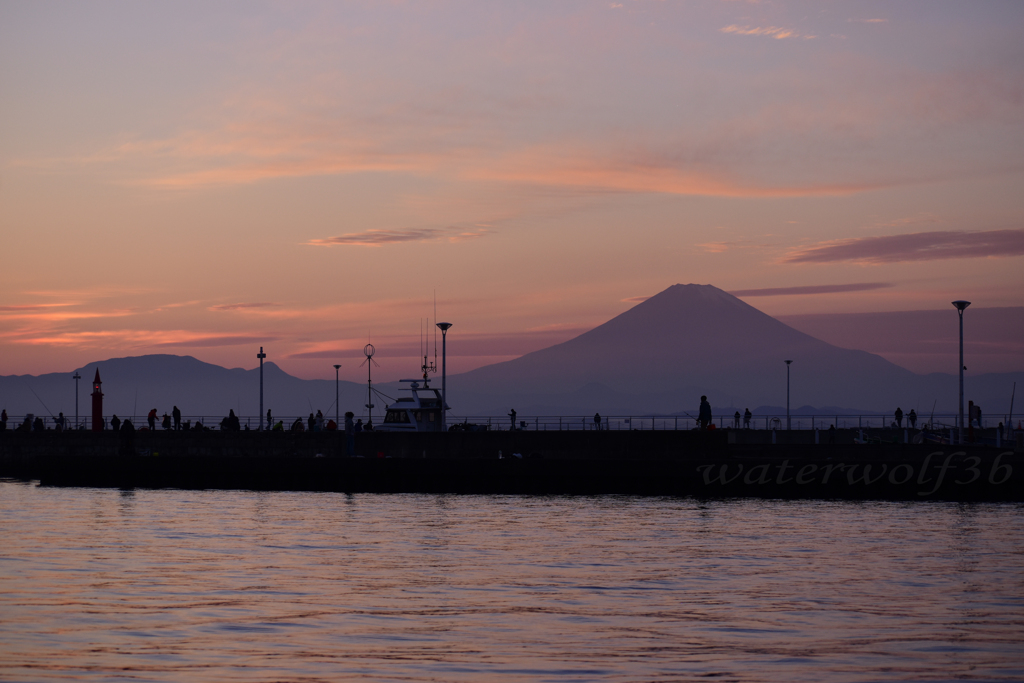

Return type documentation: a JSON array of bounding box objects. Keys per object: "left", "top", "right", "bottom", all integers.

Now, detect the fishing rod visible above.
[{"left": 27, "top": 383, "right": 56, "bottom": 419}]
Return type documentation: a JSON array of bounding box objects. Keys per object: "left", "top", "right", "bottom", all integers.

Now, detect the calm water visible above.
[{"left": 1, "top": 481, "right": 1022, "bottom": 682}]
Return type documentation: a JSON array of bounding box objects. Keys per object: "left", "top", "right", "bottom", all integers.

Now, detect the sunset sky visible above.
[{"left": 2, "top": 0, "right": 1022, "bottom": 382}]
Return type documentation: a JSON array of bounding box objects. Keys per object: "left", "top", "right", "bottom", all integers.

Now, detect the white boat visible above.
[{"left": 377, "top": 375, "right": 449, "bottom": 432}]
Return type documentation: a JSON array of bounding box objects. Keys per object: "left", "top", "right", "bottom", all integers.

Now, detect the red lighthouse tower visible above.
[{"left": 91, "top": 369, "right": 104, "bottom": 432}]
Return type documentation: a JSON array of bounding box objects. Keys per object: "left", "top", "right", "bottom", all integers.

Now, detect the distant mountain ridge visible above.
[
  {"left": 1, "top": 285, "right": 1020, "bottom": 419},
  {"left": 0, "top": 355, "right": 369, "bottom": 423}
]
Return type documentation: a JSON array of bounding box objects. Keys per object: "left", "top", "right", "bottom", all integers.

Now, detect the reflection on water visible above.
[{"left": 1, "top": 480, "right": 1022, "bottom": 682}]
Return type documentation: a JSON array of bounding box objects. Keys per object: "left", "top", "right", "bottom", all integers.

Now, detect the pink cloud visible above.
[
  {"left": 306, "top": 227, "right": 489, "bottom": 247},
  {"left": 785, "top": 229, "right": 1024, "bottom": 264},
  {"left": 288, "top": 328, "right": 588, "bottom": 360},
  {"left": 729, "top": 283, "right": 893, "bottom": 297},
  {"left": 719, "top": 25, "right": 814, "bottom": 40}
]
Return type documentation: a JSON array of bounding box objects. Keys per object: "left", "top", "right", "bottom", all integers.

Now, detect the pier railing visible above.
[{"left": 3, "top": 413, "right": 1019, "bottom": 434}]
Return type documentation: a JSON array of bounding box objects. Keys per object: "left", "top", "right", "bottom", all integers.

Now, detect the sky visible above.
[{"left": 2, "top": 0, "right": 1023, "bottom": 382}]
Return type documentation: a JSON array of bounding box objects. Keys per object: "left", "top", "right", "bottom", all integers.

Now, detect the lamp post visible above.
[
  {"left": 257, "top": 347, "right": 266, "bottom": 430},
  {"left": 436, "top": 322, "right": 452, "bottom": 431},
  {"left": 785, "top": 360, "right": 793, "bottom": 431},
  {"left": 953, "top": 301, "right": 970, "bottom": 445},
  {"left": 72, "top": 371, "right": 81, "bottom": 429},
  {"left": 333, "top": 364, "right": 341, "bottom": 428}
]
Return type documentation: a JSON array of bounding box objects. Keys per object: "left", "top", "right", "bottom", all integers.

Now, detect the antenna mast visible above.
[
  {"left": 362, "top": 342, "right": 379, "bottom": 427},
  {"left": 421, "top": 314, "right": 436, "bottom": 381}
]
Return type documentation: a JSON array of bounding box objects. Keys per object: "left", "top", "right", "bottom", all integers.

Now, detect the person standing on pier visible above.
[
  {"left": 509, "top": 408, "right": 517, "bottom": 431},
  {"left": 147, "top": 408, "right": 157, "bottom": 431},
  {"left": 698, "top": 396, "right": 712, "bottom": 430},
  {"left": 162, "top": 413, "right": 171, "bottom": 430},
  {"left": 908, "top": 409, "right": 917, "bottom": 429},
  {"left": 594, "top": 413, "right": 602, "bottom": 431},
  {"left": 111, "top": 414, "right": 121, "bottom": 432},
  {"left": 733, "top": 411, "right": 740, "bottom": 429},
  {"left": 744, "top": 408, "right": 752, "bottom": 429},
  {"left": 344, "top": 411, "right": 355, "bottom": 456},
  {"left": 172, "top": 406, "right": 181, "bottom": 431},
  {"left": 894, "top": 407, "right": 903, "bottom": 428}
]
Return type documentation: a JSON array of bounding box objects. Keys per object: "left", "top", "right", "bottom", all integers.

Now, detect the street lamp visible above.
[
  {"left": 333, "top": 364, "right": 341, "bottom": 428},
  {"left": 953, "top": 301, "right": 971, "bottom": 445},
  {"left": 785, "top": 360, "right": 793, "bottom": 431},
  {"left": 436, "top": 322, "right": 452, "bottom": 431},
  {"left": 72, "top": 371, "right": 81, "bottom": 429},
  {"left": 257, "top": 347, "right": 266, "bottom": 430}
]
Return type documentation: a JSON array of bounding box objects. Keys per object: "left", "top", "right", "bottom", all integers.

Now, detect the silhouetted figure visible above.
[
  {"left": 316, "top": 410, "right": 324, "bottom": 432},
  {"left": 594, "top": 413, "right": 601, "bottom": 431},
  {"left": 193, "top": 420, "right": 203, "bottom": 431},
  {"left": 733, "top": 411, "right": 741, "bottom": 429},
  {"left": 908, "top": 409, "right": 917, "bottom": 429},
  {"left": 147, "top": 408, "right": 157, "bottom": 431},
  {"left": 162, "top": 413, "right": 171, "bottom": 430},
  {"left": 508, "top": 408, "right": 517, "bottom": 431},
  {"left": 345, "top": 411, "right": 355, "bottom": 456},
  {"left": 33, "top": 416, "right": 45, "bottom": 432},
  {"left": 971, "top": 403, "right": 982, "bottom": 429},
  {"left": 120, "top": 419, "right": 134, "bottom": 432},
  {"left": 828, "top": 424, "right": 836, "bottom": 444},
  {"left": 307, "top": 413, "right": 315, "bottom": 432},
  {"left": 221, "top": 409, "right": 240, "bottom": 431},
  {"left": 110, "top": 414, "right": 121, "bottom": 432},
  {"left": 172, "top": 406, "right": 181, "bottom": 431},
  {"left": 1, "top": 409, "right": 6, "bottom": 427},
  {"left": 291, "top": 418, "right": 305, "bottom": 432},
  {"left": 698, "top": 396, "right": 712, "bottom": 430},
  {"left": 56, "top": 412, "right": 66, "bottom": 432},
  {"left": 354, "top": 418, "right": 363, "bottom": 433},
  {"left": 266, "top": 409, "right": 272, "bottom": 430},
  {"left": 894, "top": 407, "right": 903, "bottom": 428},
  {"left": 744, "top": 408, "right": 752, "bottom": 429}
]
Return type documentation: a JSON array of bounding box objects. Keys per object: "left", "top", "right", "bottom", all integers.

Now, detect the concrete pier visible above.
[{"left": 1, "top": 430, "right": 1020, "bottom": 501}]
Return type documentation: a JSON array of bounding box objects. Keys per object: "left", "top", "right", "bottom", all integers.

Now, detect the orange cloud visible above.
[{"left": 209, "top": 303, "right": 278, "bottom": 311}]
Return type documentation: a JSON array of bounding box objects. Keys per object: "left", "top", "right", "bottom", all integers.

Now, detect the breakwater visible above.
[{"left": 1, "top": 430, "right": 1020, "bottom": 501}]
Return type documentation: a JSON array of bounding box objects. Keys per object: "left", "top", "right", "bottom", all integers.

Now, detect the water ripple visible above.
[{"left": 1, "top": 481, "right": 1022, "bottom": 681}]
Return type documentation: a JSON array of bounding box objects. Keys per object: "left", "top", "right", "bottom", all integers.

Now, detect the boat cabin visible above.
[{"left": 378, "top": 379, "right": 448, "bottom": 432}]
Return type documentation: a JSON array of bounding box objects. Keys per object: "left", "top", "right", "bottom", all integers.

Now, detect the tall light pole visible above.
[
  {"left": 436, "top": 322, "right": 452, "bottom": 431},
  {"left": 784, "top": 360, "right": 793, "bottom": 431},
  {"left": 257, "top": 346, "right": 266, "bottom": 430},
  {"left": 953, "top": 301, "right": 970, "bottom": 445},
  {"left": 72, "top": 371, "right": 81, "bottom": 429},
  {"left": 333, "top": 364, "right": 341, "bottom": 428}
]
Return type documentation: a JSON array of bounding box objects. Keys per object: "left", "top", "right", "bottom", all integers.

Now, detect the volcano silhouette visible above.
[{"left": 449, "top": 284, "right": 922, "bottom": 413}]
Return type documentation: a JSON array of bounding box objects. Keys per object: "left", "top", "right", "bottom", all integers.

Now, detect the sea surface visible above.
[{"left": 1, "top": 480, "right": 1022, "bottom": 682}]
